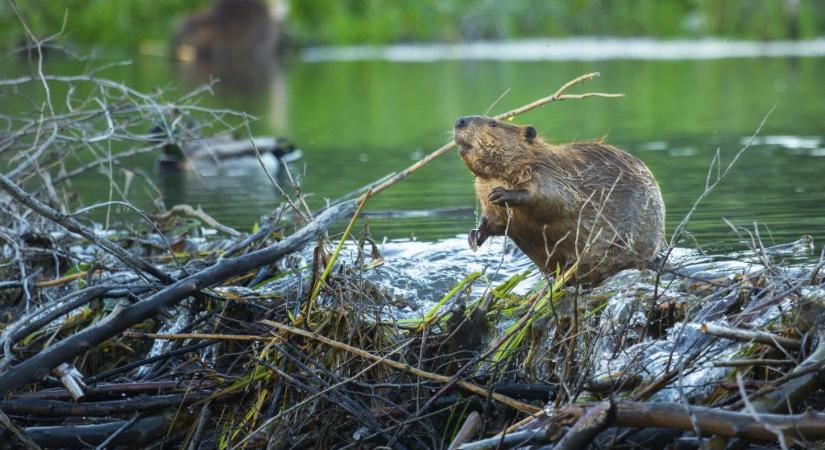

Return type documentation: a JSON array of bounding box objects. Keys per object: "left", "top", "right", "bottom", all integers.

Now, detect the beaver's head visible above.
[{"left": 454, "top": 115, "right": 537, "bottom": 178}]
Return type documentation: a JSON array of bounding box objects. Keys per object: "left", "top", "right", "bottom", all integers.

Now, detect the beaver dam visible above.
[{"left": 2, "top": 65, "right": 825, "bottom": 450}]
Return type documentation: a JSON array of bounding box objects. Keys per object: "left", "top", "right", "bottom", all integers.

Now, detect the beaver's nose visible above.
[{"left": 455, "top": 116, "right": 470, "bottom": 129}]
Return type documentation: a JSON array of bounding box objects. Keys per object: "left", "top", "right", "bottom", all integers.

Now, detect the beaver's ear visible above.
[{"left": 523, "top": 126, "right": 537, "bottom": 143}]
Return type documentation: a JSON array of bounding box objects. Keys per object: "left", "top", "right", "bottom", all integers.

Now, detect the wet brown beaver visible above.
[
  {"left": 171, "top": 0, "right": 278, "bottom": 62},
  {"left": 454, "top": 115, "right": 665, "bottom": 283}
]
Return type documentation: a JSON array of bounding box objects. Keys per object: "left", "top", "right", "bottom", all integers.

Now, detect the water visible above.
[
  {"left": 302, "top": 37, "right": 825, "bottom": 62},
  {"left": 3, "top": 39, "right": 825, "bottom": 249}
]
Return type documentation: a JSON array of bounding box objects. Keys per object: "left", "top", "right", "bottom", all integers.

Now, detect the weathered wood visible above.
[
  {"left": 458, "top": 428, "right": 547, "bottom": 450},
  {"left": 52, "top": 363, "right": 86, "bottom": 401}
]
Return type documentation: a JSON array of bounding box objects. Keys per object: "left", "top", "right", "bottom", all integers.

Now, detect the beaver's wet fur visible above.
[
  {"left": 171, "top": 0, "right": 277, "bottom": 62},
  {"left": 454, "top": 115, "right": 665, "bottom": 283}
]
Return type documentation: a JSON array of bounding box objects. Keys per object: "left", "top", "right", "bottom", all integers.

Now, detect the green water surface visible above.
[{"left": 3, "top": 53, "right": 825, "bottom": 249}]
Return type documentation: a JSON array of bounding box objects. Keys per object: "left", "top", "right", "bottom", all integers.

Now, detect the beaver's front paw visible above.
[
  {"left": 468, "top": 228, "right": 487, "bottom": 251},
  {"left": 488, "top": 187, "right": 528, "bottom": 206},
  {"left": 488, "top": 187, "right": 507, "bottom": 205}
]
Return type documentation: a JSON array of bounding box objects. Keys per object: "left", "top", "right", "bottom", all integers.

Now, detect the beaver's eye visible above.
[{"left": 488, "top": 122, "right": 497, "bottom": 128}]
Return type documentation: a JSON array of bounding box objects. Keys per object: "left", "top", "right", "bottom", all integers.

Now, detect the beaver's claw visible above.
[
  {"left": 487, "top": 186, "right": 517, "bottom": 206},
  {"left": 488, "top": 187, "right": 506, "bottom": 205},
  {"left": 488, "top": 186, "right": 526, "bottom": 206},
  {"left": 468, "top": 228, "right": 487, "bottom": 252}
]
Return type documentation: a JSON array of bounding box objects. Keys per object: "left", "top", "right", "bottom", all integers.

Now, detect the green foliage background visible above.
[{"left": 1, "top": 0, "right": 824, "bottom": 50}]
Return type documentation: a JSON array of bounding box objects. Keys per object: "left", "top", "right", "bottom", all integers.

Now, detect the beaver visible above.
[
  {"left": 454, "top": 115, "right": 666, "bottom": 283},
  {"left": 171, "top": 0, "right": 278, "bottom": 62}
]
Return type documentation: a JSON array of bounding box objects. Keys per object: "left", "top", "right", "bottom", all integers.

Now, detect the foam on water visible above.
[{"left": 359, "top": 236, "right": 537, "bottom": 317}]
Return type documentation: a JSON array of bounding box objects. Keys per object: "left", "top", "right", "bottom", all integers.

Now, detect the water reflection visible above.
[
  {"left": 173, "top": 57, "right": 290, "bottom": 132},
  {"left": 156, "top": 156, "right": 286, "bottom": 225}
]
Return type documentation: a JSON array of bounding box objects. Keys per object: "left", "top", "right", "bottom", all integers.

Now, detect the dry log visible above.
[{"left": 0, "top": 199, "right": 354, "bottom": 397}]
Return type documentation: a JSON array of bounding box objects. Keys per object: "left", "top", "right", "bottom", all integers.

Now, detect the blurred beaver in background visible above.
[
  {"left": 170, "top": 0, "right": 281, "bottom": 62},
  {"left": 454, "top": 115, "right": 666, "bottom": 284}
]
